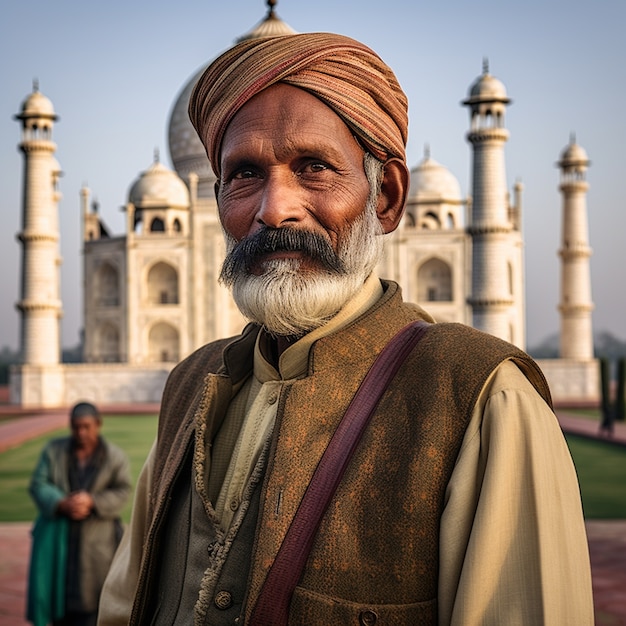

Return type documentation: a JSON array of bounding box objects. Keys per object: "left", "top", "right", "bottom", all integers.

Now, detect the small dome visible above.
[
  {"left": 559, "top": 140, "right": 589, "bottom": 167},
  {"left": 464, "top": 62, "right": 510, "bottom": 105},
  {"left": 50, "top": 157, "right": 62, "bottom": 175},
  {"left": 409, "top": 155, "right": 462, "bottom": 203},
  {"left": 236, "top": 1, "right": 297, "bottom": 42},
  {"left": 17, "top": 87, "right": 57, "bottom": 120},
  {"left": 128, "top": 159, "right": 190, "bottom": 209},
  {"left": 167, "top": 1, "right": 297, "bottom": 197}
]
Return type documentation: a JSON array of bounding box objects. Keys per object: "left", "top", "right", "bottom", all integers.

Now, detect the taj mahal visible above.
[{"left": 10, "top": 2, "right": 598, "bottom": 408}]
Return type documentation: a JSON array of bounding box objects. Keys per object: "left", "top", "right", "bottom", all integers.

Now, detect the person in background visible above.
[
  {"left": 99, "top": 33, "right": 594, "bottom": 625},
  {"left": 27, "top": 402, "right": 131, "bottom": 626}
]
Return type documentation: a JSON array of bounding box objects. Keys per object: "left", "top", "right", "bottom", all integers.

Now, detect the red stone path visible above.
[
  {"left": 0, "top": 409, "right": 625, "bottom": 624},
  {"left": 0, "top": 403, "right": 160, "bottom": 454}
]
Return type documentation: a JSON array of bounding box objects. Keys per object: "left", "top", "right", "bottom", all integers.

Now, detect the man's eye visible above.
[
  {"left": 301, "top": 161, "right": 329, "bottom": 174},
  {"left": 233, "top": 168, "right": 258, "bottom": 179}
]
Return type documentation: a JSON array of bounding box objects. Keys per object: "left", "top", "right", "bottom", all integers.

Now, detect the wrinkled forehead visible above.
[{"left": 220, "top": 83, "right": 362, "bottom": 161}]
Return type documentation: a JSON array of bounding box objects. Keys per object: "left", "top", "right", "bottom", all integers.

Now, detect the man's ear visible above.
[{"left": 376, "top": 158, "right": 409, "bottom": 234}]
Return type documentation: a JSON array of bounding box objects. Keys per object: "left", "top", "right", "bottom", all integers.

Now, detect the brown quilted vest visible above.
[{"left": 129, "top": 281, "right": 551, "bottom": 625}]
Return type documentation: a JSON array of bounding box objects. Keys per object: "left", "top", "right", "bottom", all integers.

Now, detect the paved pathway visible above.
[
  {"left": 558, "top": 409, "right": 626, "bottom": 447},
  {"left": 0, "top": 413, "right": 68, "bottom": 454},
  {"left": 0, "top": 403, "right": 160, "bottom": 454},
  {"left": 0, "top": 408, "right": 625, "bottom": 624}
]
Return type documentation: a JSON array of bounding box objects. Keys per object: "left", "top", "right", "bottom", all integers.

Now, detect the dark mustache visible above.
[{"left": 220, "top": 227, "right": 346, "bottom": 284}]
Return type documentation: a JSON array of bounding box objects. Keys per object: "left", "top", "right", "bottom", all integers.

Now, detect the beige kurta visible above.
[
  {"left": 210, "top": 273, "right": 384, "bottom": 531},
  {"left": 98, "top": 279, "right": 593, "bottom": 625}
]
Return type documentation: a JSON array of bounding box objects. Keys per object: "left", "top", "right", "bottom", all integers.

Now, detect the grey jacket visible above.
[{"left": 29, "top": 435, "right": 131, "bottom": 612}]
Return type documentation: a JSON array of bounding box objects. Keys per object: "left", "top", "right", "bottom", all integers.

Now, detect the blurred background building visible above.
[{"left": 10, "top": 1, "right": 597, "bottom": 407}]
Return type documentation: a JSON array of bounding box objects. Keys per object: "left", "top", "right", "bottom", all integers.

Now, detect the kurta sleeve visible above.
[
  {"left": 438, "top": 360, "right": 594, "bottom": 625},
  {"left": 97, "top": 440, "right": 156, "bottom": 626},
  {"left": 29, "top": 443, "right": 66, "bottom": 518}
]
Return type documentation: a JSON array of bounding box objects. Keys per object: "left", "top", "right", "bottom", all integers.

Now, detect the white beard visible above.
[{"left": 221, "top": 196, "right": 384, "bottom": 337}]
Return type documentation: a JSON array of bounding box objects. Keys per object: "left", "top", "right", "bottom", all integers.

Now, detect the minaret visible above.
[
  {"left": 463, "top": 60, "right": 514, "bottom": 341},
  {"left": 14, "top": 82, "right": 63, "bottom": 365},
  {"left": 557, "top": 136, "right": 594, "bottom": 359}
]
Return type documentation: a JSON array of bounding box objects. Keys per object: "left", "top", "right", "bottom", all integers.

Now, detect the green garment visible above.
[{"left": 27, "top": 514, "right": 69, "bottom": 626}]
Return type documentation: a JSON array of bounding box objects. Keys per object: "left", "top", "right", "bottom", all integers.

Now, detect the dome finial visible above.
[
  {"left": 153, "top": 147, "right": 160, "bottom": 163},
  {"left": 235, "top": 0, "right": 295, "bottom": 43},
  {"left": 424, "top": 143, "right": 431, "bottom": 159},
  {"left": 32, "top": 78, "right": 39, "bottom": 93},
  {"left": 482, "top": 57, "right": 489, "bottom": 75},
  {"left": 569, "top": 131, "right": 576, "bottom": 145}
]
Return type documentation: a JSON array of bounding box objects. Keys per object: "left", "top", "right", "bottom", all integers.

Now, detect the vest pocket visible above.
[{"left": 289, "top": 585, "right": 437, "bottom": 625}]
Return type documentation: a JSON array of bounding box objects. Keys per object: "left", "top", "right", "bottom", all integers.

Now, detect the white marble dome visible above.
[
  {"left": 18, "top": 88, "right": 57, "bottom": 120},
  {"left": 409, "top": 155, "right": 462, "bottom": 202},
  {"left": 128, "top": 159, "right": 190, "bottom": 209},
  {"left": 167, "top": 2, "right": 296, "bottom": 198},
  {"left": 465, "top": 69, "right": 509, "bottom": 104},
  {"left": 167, "top": 66, "right": 212, "bottom": 186},
  {"left": 559, "top": 140, "right": 589, "bottom": 167},
  {"left": 50, "top": 156, "right": 62, "bottom": 175}
]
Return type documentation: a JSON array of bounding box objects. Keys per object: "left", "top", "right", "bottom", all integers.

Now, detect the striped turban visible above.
[{"left": 189, "top": 32, "right": 409, "bottom": 177}]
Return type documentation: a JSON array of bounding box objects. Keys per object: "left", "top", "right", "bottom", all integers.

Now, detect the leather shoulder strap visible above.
[{"left": 250, "top": 320, "right": 430, "bottom": 625}]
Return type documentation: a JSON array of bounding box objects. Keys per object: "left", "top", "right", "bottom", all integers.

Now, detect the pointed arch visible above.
[
  {"left": 419, "top": 211, "right": 441, "bottom": 230},
  {"left": 148, "top": 322, "right": 179, "bottom": 362},
  {"left": 150, "top": 217, "right": 165, "bottom": 232},
  {"left": 95, "top": 262, "right": 119, "bottom": 307},
  {"left": 147, "top": 261, "right": 179, "bottom": 305},
  {"left": 95, "top": 322, "right": 120, "bottom": 362},
  {"left": 417, "top": 257, "right": 453, "bottom": 302}
]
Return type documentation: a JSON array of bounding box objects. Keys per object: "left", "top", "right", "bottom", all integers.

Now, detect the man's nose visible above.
[{"left": 255, "top": 173, "right": 306, "bottom": 229}]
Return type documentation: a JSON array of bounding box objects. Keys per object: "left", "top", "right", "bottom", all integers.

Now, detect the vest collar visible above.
[{"left": 219, "top": 280, "right": 434, "bottom": 383}]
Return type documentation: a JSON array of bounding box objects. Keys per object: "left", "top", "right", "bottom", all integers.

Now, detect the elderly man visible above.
[{"left": 99, "top": 33, "right": 593, "bottom": 625}]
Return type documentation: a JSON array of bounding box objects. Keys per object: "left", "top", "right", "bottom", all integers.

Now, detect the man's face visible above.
[
  {"left": 70, "top": 416, "right": 101, "bottom": 450},
  {"left": 214, "top": 84, "right": 387, "bottom": 337},
  {"left": 217, "top": 83, "right": 373, "bottom": 274}
]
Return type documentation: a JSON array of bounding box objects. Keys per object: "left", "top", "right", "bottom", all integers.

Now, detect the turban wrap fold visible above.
[{"left": 189, "top": 32, "right": 409, "bottom": 177}]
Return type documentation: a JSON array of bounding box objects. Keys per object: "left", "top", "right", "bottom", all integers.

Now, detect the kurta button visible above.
[
  {"left": 214, "top": 590, "right": 233, "bottom": 610},
  {"left": 268, "top": 391, "right": 278, "bottom": 405},
  {"left": 359, "top": 609, "right": 378, "bottom": 625},
  {"left": 229, "top": 497, "right": 239, "bottom": 512}
]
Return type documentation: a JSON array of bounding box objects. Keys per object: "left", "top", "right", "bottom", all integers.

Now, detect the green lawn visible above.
[
  {"left": 0, "top": 415, "right": 157, "bottom": 522},
  {"left": 565, "top": 434, "right": 626, "bottom": 518},
  {"left": 0, "top": 415, "right": 625, "bottom": 521}
]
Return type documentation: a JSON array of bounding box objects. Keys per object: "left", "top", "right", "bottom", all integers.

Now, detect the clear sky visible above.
[{"left": 1, "top": 0, "right": 624, "bottom": 350}]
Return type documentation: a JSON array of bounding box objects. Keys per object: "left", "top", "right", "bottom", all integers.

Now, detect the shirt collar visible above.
[{"left": 254, "top": 273, "right": 383, "bottom": 382}]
